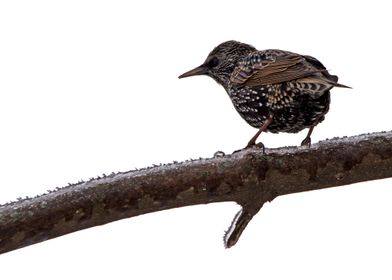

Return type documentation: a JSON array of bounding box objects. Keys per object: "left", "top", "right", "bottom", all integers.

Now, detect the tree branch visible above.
[{"left": 1, "top": 131, "right": 392, "bottom": 254}]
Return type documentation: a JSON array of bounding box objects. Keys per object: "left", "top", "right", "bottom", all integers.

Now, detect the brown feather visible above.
[
  {"left": 231, "top": 53, "right": 320, "bottom": 86},
  {"left": 230, "top": 50, "right": 351, "bottom": 89},
  {"left": 246, "top": 65, "right": 325, "bottom": 86}
]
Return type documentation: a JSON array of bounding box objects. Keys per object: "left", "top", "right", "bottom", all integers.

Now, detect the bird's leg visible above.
[
  {"left": 300, "top": 116, "right": 322, "bottom": 146},
  {"left": 300, "top": 126, "right": 315, "bottom": 147},
  {"left": 246, "top": 114, "right": 274, "bottom": 151}
]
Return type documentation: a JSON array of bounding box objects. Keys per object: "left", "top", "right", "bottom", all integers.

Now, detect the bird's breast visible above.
[{"left": 226, "top": 83, "right": 331, "bottom": 132}]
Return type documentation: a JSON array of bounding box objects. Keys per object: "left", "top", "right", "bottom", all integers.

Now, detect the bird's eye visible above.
[{"left": 207, "top": 57, "right": 219, "bottom": 68}]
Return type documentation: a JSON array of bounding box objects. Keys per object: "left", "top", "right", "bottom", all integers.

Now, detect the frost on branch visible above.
[{"left": 1, "top": 131, "right": 392, "bottom": 254}]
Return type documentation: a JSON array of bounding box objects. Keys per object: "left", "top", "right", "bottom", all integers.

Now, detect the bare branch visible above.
[{"left": 1, "top": 131, "right": 392, "bottom": 254}]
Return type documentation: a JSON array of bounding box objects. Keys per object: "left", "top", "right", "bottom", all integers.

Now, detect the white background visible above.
[{"left": 0, "top": 0, "right": 391, "bottom": 279}]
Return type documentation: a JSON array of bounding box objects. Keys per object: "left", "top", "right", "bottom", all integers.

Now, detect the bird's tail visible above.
[
  {"left": 295, "top": 74, "right": 351, "bottom": 98},
  {"left": 323, "top": 73, "right": 352, "bottom": 89}
]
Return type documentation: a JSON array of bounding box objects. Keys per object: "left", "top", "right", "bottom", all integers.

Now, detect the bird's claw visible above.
[
  {"left": 241, "top": 142, "right": 266, "bottom": 153},
  {"left": 254, "top": 142, "right": 266, "bottom": 153},
  {"left": 232, "top": 148, "right": 244, "bottom": 154},
  {"left": 301, "top": 137, "right": 311, "bottom": 147},
  {"left": 233, "top": 142, "right": 265, "bottom": 154}
]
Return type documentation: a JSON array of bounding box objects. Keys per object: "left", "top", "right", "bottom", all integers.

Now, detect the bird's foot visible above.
[
  {"left": 246, "top": 141, "right": 266, "bottom": 153},
  {"left": 233, "top": 142, "right": 266, "bottom": 154},
  {"left": 254, "top": 142, "right": 266, "bottom": 153},
  {"left": 301, "top": 137, "right": 311, "bottom": 147}
]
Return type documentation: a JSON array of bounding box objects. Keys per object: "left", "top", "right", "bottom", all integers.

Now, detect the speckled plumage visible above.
[{"left": 179, "top": 40, "right": 349, "bottom": 148}]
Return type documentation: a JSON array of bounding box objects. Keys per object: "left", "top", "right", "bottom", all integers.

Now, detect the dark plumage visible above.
[{"left": 179, "top": 40, "right": 349, "bottom": 149}]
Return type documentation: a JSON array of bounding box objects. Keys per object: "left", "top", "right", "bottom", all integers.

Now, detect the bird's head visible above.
[{"left": 179, "top": 40, "right": 256, "bottom": 87}]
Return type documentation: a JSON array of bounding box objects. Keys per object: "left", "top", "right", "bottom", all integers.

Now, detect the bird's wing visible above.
[{"left": 230, "top": 50, "right": 324, "bottom": 87}]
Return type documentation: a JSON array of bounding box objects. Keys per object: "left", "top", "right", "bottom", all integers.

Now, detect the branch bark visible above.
[{"left": 1, "top": 131, "right": 392, "bottom": 254}]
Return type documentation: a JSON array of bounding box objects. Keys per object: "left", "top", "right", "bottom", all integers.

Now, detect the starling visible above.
[{"left": 179, "top": 40, "right": 350, "bottom": 149}]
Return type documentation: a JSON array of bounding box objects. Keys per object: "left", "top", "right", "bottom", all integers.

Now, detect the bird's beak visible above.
[{"left": 178, "top": 64, "right": 208, "bottom": 79}]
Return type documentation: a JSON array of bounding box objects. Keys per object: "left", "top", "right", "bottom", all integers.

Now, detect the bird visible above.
[{"left": 178, "top": 40, "right": 350, "bottom": 151}]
